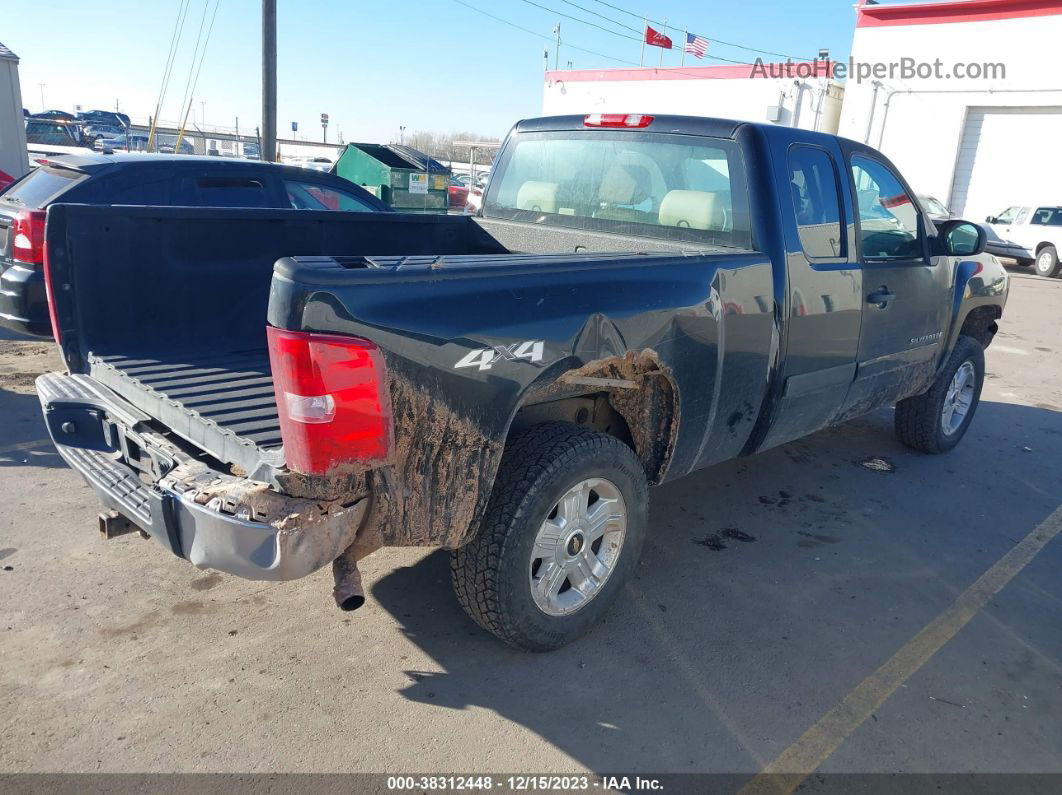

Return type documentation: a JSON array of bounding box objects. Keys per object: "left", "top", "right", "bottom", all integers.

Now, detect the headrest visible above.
[
  {"left": 857, "top": 188, "right": 880, "bottom": 214},
  {"left": 598, "top": 164, "right": 652, "bottom": 206},
  {"left": 516, "top": 181, "right": 558, "bottom": 213},
  {"left": 659, "top": 190, "right": 722, "bottom": 230}
]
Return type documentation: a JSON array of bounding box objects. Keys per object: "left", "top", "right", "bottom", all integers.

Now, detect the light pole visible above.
[
  {"left": 38, "top": 83, "right": 46, "bottom": 110},
  {"left": 399, "top": 125, "right": 405, "bottom": 145},
  {"left": 261, "top": 0, "right": 277, "bottom": 161}
]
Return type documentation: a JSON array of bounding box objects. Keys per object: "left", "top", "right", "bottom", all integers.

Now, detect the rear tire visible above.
[
  {"left": 1034, "top": 245, "right": 1061, "bottom": 277},
  {"left": 895, "top": 336, "right": 984, "bottom": 454},
  {"left": 450, "top": 423, "right": 648, "bottom": 652}
]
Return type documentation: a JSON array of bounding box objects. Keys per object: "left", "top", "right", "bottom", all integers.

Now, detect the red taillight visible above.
[
  {"left": 42, "top": 240, "right": 62, "bottom": 344},
  {"left": 12, "top": 209, "right": 46, "bottom": 266},
  {"left": 266, "top": 326, "right": 392, "bottom": 475},
  {"left": 583, "top": 113, "right": 654, "bottom": 128}
]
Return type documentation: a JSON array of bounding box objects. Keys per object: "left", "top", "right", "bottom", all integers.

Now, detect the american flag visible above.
[{"left": 684, "top": 32, "right": 709, "bottom": 58}]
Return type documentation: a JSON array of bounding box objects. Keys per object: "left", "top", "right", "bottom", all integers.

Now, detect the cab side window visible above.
[
  {"left": 850, "top": 155, "right": 922, "bottom": 261},
  {"left": 788, "top": 146, "right": 845, "bottom": 259},
  {"left": 1031, "top": 207, "right": 1061, "bottom": 226},
  {"left": 284, "top": 180, "right": 375, "bottom": 212}
]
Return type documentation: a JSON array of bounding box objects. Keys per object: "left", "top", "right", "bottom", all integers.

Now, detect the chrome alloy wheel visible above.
[
  {"left": 529, "top": 478, "right": 627, "bottom": 617},
  {"left": 942, "top": 360, "right": 976, "bottom": 436}
]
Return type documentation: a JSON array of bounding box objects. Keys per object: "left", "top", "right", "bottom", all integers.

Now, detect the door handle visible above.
[{"left": 867, "top": 287, "right": 896, "bottom": 308}]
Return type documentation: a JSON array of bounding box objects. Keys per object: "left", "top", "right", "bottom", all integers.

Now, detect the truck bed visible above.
[
  {"left": 46, "top": 204, "right": 722, "bottom": 487},
  {"left": 89, "top": 348, "right": 282, "bottom": 477}
]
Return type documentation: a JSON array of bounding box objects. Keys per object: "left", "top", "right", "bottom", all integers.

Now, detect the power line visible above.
[
  {"left": 174, "top": 0, "right": 214, "bottom": 136},
  {"left": 557, "top": 0, "right": 641, "bottom": 34},
  {"left": 148, "top": 0, "right": 191, "bottom": 148},
  {"left": 515, "top": 0, "right": 757, "bottom": 64},
  {"left": 451, "top": 0, "right": 774, "bottom": 72},
  {"left": 449, "top": 0, "right": 638, "bottom": 65},
  {"left": 585, "top": 0, "right": 807, "bottom": 59},
  {"left": 516, "top": 0, "right": 640, "bottom": 40},
  {"left": 176, "top": 0, "right": 222, "bottom": 148}
]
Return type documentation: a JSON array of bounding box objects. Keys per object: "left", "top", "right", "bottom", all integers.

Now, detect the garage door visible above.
[{"left": 949, "top": 106, "right": 1062, "bottom": 222}]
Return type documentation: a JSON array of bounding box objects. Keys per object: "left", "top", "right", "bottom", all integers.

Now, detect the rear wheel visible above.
[
  {"left": 1034, "top": 245, "right": 1060, "bottom": 277},
  {"left": 895, "top": 335, "right": 985, "bottom": 454},
  {"left": 450, "top": 423, "right": 648, "bottom": 651}
]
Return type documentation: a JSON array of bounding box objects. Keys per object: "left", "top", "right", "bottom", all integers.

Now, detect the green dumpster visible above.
[{"left": 332, "top": 143, "right": 450, "bottom": 213}]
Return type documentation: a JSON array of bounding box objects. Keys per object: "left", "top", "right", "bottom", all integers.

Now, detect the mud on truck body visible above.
[{"left": 37, "top": 115, "right": 1007, "bottom": 650}]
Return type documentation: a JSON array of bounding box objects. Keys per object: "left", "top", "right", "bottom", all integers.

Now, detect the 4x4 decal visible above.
[{"left": 455, "top": 340, "right": 545, "bottom": 371}]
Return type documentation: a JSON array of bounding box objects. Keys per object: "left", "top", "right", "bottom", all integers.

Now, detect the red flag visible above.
[{"left": 645, "top": 25, "right": 673, "bottom": 49}]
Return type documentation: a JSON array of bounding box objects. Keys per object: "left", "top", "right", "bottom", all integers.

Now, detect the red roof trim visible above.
[
  {"left": 857, "top": 0, "right": 1062, "bottom": 28},
  {"left": 545, "top": 61, "right": 832, "bottom": 83}
]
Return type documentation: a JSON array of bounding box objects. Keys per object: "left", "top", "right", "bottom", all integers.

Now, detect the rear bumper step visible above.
[{"left": 36, "top": 371, "right": 369, "bottom": 581}]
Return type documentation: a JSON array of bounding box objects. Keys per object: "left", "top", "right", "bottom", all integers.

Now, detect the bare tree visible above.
[{"left": 399, "top": 130, "right": 500, "bottom": 165}]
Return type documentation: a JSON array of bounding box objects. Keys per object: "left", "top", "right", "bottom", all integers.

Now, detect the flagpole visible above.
[
  {"left": 640, "top": 16, "right": 646, "bottom": 67},
  {"left": 681, "top": 27, "right": 686, "bottom": 66},
  {"left": 659, "top": 17, "right": 667, "bottom": 66}
]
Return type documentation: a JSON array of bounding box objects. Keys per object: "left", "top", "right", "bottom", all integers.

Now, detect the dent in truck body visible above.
[
  {"left": 270, "top": 248, "right": 775, "bottom": 553},
  {"left": 35, "top": 371, "right": 370, "bottom": 581},
  {"left": 161, "top": 459, "right": 370, "bottom": 579}
]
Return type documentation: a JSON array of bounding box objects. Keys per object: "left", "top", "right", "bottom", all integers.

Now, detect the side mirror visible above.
[
  {"left": 938, "top": 219, "right": 986, "bottom": 257},
  {"left": 984, "top": 215, "right": 997, "bottom": 224}
]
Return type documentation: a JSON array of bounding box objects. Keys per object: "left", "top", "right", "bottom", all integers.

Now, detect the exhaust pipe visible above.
[
  {"left": 332, "top": 547, "right": 366, "bottom": 611},
  {"left": 99, "top": 510, "right": 138, "bottom": 539}
]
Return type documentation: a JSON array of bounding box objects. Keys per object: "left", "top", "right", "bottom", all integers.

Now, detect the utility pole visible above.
[
  {"left": 543, "top": 47, "right": 549, "bottom": 73},
  {"left": 553, "top": 24, "right": 561, "bottom": 71},
  {"left": 38, "top": 83, "right": 46, "bottom": 109},
  {"left": 261, "top": 0, "right": 277, "bottom": 162},
  {"left": 659, "top": 17, "right": 667, "bottom": 66},
  {"left": 680, "top": 28, "right": 687, "bottom": 66},
  {"left": 639, "top": 18, "right": 646, "bottom": 66},
  {"left": 399, "top": 125, "right": 405, "bottom": 145}
]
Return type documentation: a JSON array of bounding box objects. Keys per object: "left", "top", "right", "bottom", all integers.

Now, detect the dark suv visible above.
[{"left": 0, "top": 153, "right": 391, "bottom": 336}]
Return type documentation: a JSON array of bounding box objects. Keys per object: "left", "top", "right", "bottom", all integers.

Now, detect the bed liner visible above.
[{"left": 88, "top": 348, "right": 283, "bottom": 480}]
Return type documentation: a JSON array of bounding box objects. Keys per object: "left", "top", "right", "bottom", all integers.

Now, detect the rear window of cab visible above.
[
  {"left": 1, "top": 166, "right": 85, "bottom": 208},
  {"left": 485, "top": 130, "right": 752, "bottom": 250}
]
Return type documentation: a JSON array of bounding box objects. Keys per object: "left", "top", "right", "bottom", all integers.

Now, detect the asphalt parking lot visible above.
[{"left": 0, "top": 268, "right": 1059, "bottom": 780}]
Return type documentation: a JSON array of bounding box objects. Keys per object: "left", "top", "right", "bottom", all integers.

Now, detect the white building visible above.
[
  {"left": 543, "top": 62, "right": 844, "bottom": 133},
  {"left": 839, "top": 0, "right": 1062, "bottom": 222},
  {"left": 0, "top": 42, "right": 29, "bottom": 185}
]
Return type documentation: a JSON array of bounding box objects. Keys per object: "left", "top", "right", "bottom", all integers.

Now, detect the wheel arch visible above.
[
  {"left": 957, "top": 304, "right": 1002, "bottom": 349},
  {"left": 507, "top": 351, "right": 680, "bottom": 486}
]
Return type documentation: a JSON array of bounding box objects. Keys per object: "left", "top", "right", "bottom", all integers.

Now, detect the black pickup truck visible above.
[{"left": 37, "top": 114, "right": 1007, "bottom": 651}]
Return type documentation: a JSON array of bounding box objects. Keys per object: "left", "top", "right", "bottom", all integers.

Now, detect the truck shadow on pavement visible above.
[
  {"left": 0, "top": 387, "right": 62, "bottom": 469},
  {"left": 371, "top": 400, "right": 1061, "bottom": 774}
]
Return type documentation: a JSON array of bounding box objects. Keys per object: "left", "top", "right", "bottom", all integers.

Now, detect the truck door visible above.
[
  {"left": 838, "top": 153, "right": 952, "bottom": 419},
  {"left": 984, "top": 206, "right": 1022, "bottom": 256},
  {"left": 1007, "top": 207, "right": 1036, "bottom": 259},
  {"left": 757, "top": 141, "right": 863, "bottom": 451}
]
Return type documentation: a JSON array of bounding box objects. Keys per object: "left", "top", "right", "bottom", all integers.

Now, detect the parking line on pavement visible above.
[
  {"left": 991, "top": 345, "right": 1030, "bottom": 356},
  {"left": 740, "top": 504, "right": 1062, "bottom": 795},
  {"left": 0, "top": 438, "right": 54, "bottom": 456}
]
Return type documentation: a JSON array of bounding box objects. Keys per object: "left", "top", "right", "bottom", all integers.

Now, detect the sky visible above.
[{"left": 7, "top": 0, "right": 860, "bottom": 143}]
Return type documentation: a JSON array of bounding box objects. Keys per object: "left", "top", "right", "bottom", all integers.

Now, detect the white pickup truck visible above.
[{"left": 983, "top": 205, "right": 1062, "bottom": 277}]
